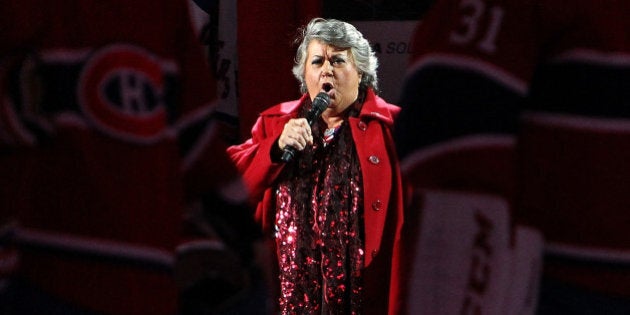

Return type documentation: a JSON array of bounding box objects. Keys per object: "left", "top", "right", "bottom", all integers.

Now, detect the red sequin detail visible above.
[{"left": 274, "top": 119, "right": 364, "bottom": 314}]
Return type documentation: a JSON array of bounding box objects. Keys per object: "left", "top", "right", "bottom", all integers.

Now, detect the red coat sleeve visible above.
[{"left": 226, "top": 113, "right": 288, "bottom": 204}]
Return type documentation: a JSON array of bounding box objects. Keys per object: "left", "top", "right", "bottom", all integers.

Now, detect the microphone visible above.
[{"left": 280, "top": 92, "right": 330, "bottom": 163}]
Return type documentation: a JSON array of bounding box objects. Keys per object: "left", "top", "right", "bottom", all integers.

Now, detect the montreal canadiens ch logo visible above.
[{"left": 78, "top": 44, "right": 171, "bottom": 143}]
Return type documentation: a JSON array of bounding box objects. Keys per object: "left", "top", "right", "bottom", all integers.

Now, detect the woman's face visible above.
[{"left": 304, "top": 40, "right": 362, "bottom": 116}]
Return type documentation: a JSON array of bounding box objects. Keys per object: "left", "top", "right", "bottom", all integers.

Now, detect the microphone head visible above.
[{"left": 312, "top": 92, "right": 330, "bottom": 114}]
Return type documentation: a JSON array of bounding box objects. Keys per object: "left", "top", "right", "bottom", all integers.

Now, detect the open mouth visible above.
[{"left": 322, "top": 83, "right": 333, "bottom": 92}]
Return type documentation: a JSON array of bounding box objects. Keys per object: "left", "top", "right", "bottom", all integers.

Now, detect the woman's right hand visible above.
[{"left": 278, "top": 118, "right": 313, "bottom": 151}]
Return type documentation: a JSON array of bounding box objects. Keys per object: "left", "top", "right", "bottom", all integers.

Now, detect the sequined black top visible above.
[{"left": 274, "top": 102, "right": 365, "bottom": 315}]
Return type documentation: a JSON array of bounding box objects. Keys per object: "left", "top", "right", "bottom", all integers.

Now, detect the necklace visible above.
[{"left": 323, "top": 125, "right": 341, "bottom": 146}]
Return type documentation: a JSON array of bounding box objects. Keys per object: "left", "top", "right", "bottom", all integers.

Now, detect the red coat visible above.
[{"left": 227, "top": 89, "right": 406, "bottom": 314}]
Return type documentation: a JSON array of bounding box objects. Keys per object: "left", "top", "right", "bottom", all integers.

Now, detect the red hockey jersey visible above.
[{"left": 0, "top": 0, "right": 240, "bottom": 313}]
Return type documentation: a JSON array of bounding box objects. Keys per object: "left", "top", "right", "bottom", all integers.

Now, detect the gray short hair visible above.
[{"left": 292, "top": 17, "right": 379, "bottom": 94}]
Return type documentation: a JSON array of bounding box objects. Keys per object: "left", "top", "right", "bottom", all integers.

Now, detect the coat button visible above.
[
  {"left": 372, "top": 199, "right": 382, "bottom": 211},
  {"left": 371, "top": 250, "right": 378, "bottom": 258},
  {"left": 369, "top": 155, "right": 380, "bottom": 164},
  {"left": 358, "top": 121, "right": 367, "bottom": 131}
]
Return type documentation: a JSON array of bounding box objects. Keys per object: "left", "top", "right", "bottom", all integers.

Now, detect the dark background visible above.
[{"left": 323, "top": 0, "right": 435, "bottom": 20}]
